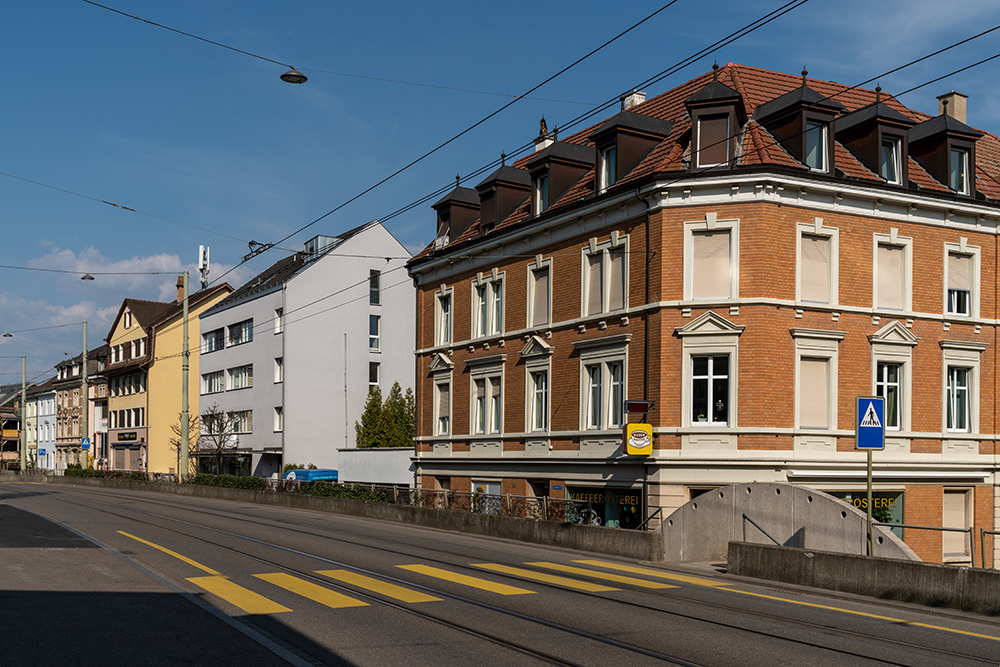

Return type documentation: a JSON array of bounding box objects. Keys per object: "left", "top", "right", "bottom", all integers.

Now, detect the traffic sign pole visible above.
[{"left": 856, "top": 396, "right": 885, "bottom": 557}]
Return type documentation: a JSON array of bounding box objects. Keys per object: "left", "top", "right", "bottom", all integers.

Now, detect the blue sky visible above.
[{"left": 2, "top": 0, "right": 1000, "bottom": 383}]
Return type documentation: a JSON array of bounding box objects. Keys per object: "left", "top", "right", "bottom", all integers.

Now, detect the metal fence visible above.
[{"left": 268, "top": 480, "right": 604, "bottom": 525}]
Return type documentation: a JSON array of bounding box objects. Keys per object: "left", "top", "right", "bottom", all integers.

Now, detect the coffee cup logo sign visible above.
[{"left": 625, "top": 423, "right": 653, "bottom": 455}]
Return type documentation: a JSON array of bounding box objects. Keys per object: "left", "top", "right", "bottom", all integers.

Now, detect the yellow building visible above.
[{"left": 104, "top": 278, "right": 231, "bottom": 474}]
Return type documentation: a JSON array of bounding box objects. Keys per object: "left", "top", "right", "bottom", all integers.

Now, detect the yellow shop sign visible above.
[{"left": 624, "top": 423, "right": 653, "bottom": 455}]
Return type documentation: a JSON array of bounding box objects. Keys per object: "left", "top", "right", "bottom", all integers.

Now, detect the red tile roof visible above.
[{"left": 411, "top": 63, "right": 1000, "bottom": 264}]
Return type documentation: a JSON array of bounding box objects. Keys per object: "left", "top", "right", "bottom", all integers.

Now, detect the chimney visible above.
[
  {"left": 620, "top": 90, "right": 647, "bottom": 110},
  {"left": 533, "top": 116, "right": 556, "bottom": 152},
  {"left": 937, "top": 91, "right": 968, "bottom": 124},
  {"left": 176, "top": 275, "right": 185, "bottom": 303}
]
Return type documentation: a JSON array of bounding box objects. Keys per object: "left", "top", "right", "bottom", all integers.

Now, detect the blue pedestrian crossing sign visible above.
[
  {"left": 856, "top": 396, "right": 885, "bottom": 450},
  {"left": 81, "top": 437, "right": 90, "bottom": 450}
]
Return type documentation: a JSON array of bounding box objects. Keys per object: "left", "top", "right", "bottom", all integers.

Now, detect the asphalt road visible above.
[{"left": 3, "top": 479, "right": 1000, "bottom": 667}]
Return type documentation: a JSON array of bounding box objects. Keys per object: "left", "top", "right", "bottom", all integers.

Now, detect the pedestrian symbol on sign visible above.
[{"left": 859, "top": 403, "right": 882, "bottom": 428}]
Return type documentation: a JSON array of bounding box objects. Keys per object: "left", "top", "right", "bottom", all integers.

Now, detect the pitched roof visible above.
[
  {"left": 125, "top": 298, "right": 174, "bottom": 328},
  {"left": 204, "top": 253, "right": 306, "bottom": 315},
  {"left": 410, "top": 63, "right": 1000, "bottom": 264}
]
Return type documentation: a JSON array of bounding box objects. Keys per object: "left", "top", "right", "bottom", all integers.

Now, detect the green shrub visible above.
[{"left": 292, "top": 481, "right": 387, "bottom": 503}]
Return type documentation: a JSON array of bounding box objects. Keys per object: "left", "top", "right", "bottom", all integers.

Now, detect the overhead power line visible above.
[{"left": 80, "top": 0, "right": 588, "bottom": 104}]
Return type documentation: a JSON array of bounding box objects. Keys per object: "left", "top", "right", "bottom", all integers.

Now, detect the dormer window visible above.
[
  {"left": 697, "top": 113, "right": 731, "bottom": 168},
  {"left": 880, "top": 136, "right": 902, "bottom": 184},
  {"left": 804, "top": 121, "right": 828, "bottom": 171},
  {"left": 535, "top": 173, "right": 550, "bottom": 213},
  {"left": 599, "top": 146, "right": 617, "bottom": 192},
  {"left": 950, "top": 147, "right": 970, "bottom": 194}
]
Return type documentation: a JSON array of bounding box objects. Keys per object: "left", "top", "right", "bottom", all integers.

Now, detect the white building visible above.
[{"left": 199, "top": 220, "right": 414, "bottom": 476}]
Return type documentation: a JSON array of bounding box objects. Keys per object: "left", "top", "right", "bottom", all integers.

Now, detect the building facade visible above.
[
  {"left": 199, "top": 221, "right": 415, "bottom": 476},
  {"left": 103, "top": 279, "right": 231, "bottom": 474},
  {"left": 52, "top": 345, "right": 107, "bottom": 469},
  {"left": 407, "top": 64, "right": 1000, "bottom": 563},
  {"left": 25, "top": 379, "right": 56, "bottom": 470}
]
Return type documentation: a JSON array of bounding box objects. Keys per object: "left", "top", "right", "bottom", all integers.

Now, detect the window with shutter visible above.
[
  {"left": 947, "top": 252, "right": 972, "bottom": 316},
  {"left": 697, "top": 114, "right": 730, "bottom": 167},
  {"left": 800, "top": 234, "right": 830, "bottom": 303},
  {"left": 877, "top": 244, "right": 904, "bottom": 310},
  {"left": 799, "top": 358, "right": 829, "bottom": 429},
  {"left": 692, "top": 231, "right": 731, "bottom": 299}
]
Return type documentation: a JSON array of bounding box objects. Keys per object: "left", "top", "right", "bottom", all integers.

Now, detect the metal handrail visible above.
[
  {"left": 874, "top": 522, "right": 975, "bottom": 567},
  {"left": 636, "top": 507, "right": 663, "bottom": 531},
  {"left": 742, "top": 513, "right": 782, "bottom": 546},
  {"left": 979, "top": 528, "right": 1000, "bottom": 569}
]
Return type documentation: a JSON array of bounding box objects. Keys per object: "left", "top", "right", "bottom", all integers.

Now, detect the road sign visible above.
[
  {"left": 82, "top": 437, "right": 91, "bottom": 450},
  {"left": 856, "top": 396, "right": 885, "bottom": 450},
  {"left": 38, "top": 449, "right": 46, "bottom": 456}
]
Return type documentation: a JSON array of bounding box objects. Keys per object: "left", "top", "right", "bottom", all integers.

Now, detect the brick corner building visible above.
[{"left": 406, "top": 64, "right": 1000, "bottom": 564}]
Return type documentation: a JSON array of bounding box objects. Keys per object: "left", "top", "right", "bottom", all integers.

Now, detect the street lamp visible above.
[{"left": 280, "top": 68, "right": 307, "bottom": 84}]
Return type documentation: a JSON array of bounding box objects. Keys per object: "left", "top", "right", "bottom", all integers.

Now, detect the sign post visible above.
[{"left": 856, "top": 396, "right": 885, "bottom": 556}]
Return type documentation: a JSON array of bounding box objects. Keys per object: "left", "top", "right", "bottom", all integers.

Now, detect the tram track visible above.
[{"left": 9, "top": 482, "right": 1000, "bottom": 666}]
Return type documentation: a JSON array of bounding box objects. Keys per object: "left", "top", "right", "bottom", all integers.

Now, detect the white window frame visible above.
[
  {"left": 950, "top": 147, "right": 970, "bottom": 195},
  {"left": 227, "top": 319, "right": 253, "bottom": 347},
  {"left": 273, "top": 407, "right": 283, "bottom": 433},
  {"left": 227, "top": 364, "right": 253, "bottom": 391},
  {"left": 940, "top": 340, "right": 986, "bottom": 435},
  {"left": 123, "top": 312, "right": 132, "bottom": 329},
  {"left": 880, "top": 135, "right": 902, "bottom": 184},
  {"left": 598, "top": 144, "right": 617, "bottom": 192},
  {"left": 471, "top": 270, "right": 504, "bottom": 339},
  {"left": 795, "top": 218, "right": 839, "bottom": 306},
  {"left": 677, "top": 313, "right": 742, "bottom": 429},
  {"left": 369, "top": 270, "right": 381, "bottom": 306},
  {"left": 369, "top": 314, "right": 380, "bottom": 351},
  {"left": 202, "top": 329, "right": 224, "bottom": 354},
  {"left": 526, "top": 256, "right": 552, "bottom": 328},
  {"left": 574, "top": 335, "right": 629, "bottom": 432},
  {"left": 274, "top": 357, "right": 283, "bottom": 383},
  {"left": 201, "top": 370, "right": 224, "bottom": 395},
  {"left": 580, "top": 233, "right": 628, "bottom": 317},
  {"left": 467, "top": 355, "right": 505, "bottom": 436},
  {"left": 792, "top": 329, "right": 843, "bottom": 431},
  {"left": 434, "top": 378, "right": 452, "bottom": 436},
  {"left": 869, "top": 321, "right": 918, "bottom": 434},
  {"left": 872, "top": 229, "right": 913, "bottom": 312},
  {"left": 369, "top": 362, "right": 380, "bottom": 388},
  {"left": 683, "top": 213, "right": 739, "bottom": 301},
  {"left": 943, "top": 240, "right": 980, "bottom": 319},
  {"left": 274, "top": 308, "right": 284, "bottom": 334},
  {"left": 875, "top": 361, "right": 903, "bottom": 431},
  {"left": 434, "top": 285, "right": 453, "bottom": 347},
  {"left": 689, "top": 354, "right": 730, "bottom": 427},
  {"left": 804, "top": 120, "right": 828, "bottom": 172},
  {"left": 535, "top": 173, "right": 550, "bottom": 213}
]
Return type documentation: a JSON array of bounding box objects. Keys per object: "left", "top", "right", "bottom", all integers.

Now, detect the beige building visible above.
[{"left": 104, "top": 278, "right": 230, "bottom": 473}]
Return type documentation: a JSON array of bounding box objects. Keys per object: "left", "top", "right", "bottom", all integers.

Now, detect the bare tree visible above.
[
  {"left": 198, "top": 404, "right": 242, "bottom": 475},
  {"left": 169, "top": 413, "right": 200, "bottom": 478}
]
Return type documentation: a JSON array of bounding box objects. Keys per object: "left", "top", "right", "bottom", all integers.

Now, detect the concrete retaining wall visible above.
[
  {"left": 33, "top": 475, "right": 664, "bottom": 561},
  {"left": 728, "top": 541, "right": 1000, "bottom": 615},
  {"left": 664, "top": 483, "right": 917, "bottom": 562}
]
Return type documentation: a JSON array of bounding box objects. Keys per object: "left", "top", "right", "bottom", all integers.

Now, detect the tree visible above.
[
  {"left": 355, "top": 386, "right": 387, "bottom": 448},
  {"left": 355, "top": 382, "right": 415, "bottom": 448},
  {"left": 198, "top": 404, "right": 242, "bottom": 474},
  {"left": 169, "top": 413, "right": 200, "bottom": 477}
]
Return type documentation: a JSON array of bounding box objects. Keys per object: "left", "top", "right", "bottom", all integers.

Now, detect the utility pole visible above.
[
  {"left": 81, "top": 321, "right": 88, "bottom": 468},
  {"left": 180, "top": 272, "right": 190, "bottom": 480},
  {"left": 19, "top": 356, "right": 26, "bottom": 472}
]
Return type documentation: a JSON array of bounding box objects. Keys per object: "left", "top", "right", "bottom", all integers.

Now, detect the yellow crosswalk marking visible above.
[
  {"left": 471, "top": 563, "right": 618, "bottom": 592},
  {"left": 572, "top": 560, "right": 726, "bottom": 587},
  {"left": 316, "top": 570, "right": 442, "bottom": 603},
  {"left": 118, "top": 531, "right": 221, "bottom": 575},
  {"left": 188, "top": 575, "right": 291, "bottom": 614},
  {"left": 254, "top": 573, "right": 368, "bottom": 609},
  {"left": 525, "top": 562, "right": 678, "bottom": 589},
  {"left": 397, "top": 564, "right": 536, "bottom": 595}
]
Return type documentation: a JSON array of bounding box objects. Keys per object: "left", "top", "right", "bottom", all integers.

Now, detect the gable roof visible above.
[{"left": 203, "top": 253, "right": 306, "bottom": 316}]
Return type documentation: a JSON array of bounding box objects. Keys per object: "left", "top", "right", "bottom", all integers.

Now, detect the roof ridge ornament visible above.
[
  {"left": 875, "top": 84, "right": 881, "bottom": 104},
  {"left": 456, "top": 173, "right": 461, "bottom": 187},
  {"left": 501, "top": 152, "right": 506, "bottom": 166},
  {"left": 801, "top": 66, "right": 808, "bottom": 88},
  {"left": 712, "top": 61, "right": 719, "bottom": 81}
]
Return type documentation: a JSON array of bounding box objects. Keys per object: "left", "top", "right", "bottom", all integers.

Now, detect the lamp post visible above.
[
  {"left": 81, "top": 321, "right": 88, "bottom": 468},
  {"left": 20, "top": 355, "right": 26, "bottom": 472},
  {"left": 180, "top": 271, "right": 190, "bottom": 480}
]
